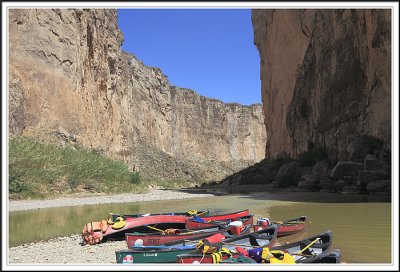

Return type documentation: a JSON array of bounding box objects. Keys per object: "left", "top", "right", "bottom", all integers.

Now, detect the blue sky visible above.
[{"left": 117, "top": 9, "right": 261, "bottom": 106}]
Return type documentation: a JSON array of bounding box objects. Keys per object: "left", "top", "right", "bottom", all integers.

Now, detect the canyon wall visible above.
[
  {"left": 252, "top": 9, "right": 391, "bottom": 161},
  {"left": 9, "top": 9, "right": 266, "bottom": 181}
]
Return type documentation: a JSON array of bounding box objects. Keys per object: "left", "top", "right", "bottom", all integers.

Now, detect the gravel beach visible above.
[
  {"left": 8, "top": 189, "right": 215, "bottom": 264},
  {"left": 9, "top": 189, "right": 215, "bottom": 212}
]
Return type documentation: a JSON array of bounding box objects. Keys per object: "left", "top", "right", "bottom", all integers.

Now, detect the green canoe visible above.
[{"left": 115, "top": 245, "right": 198, "bottom": 264}]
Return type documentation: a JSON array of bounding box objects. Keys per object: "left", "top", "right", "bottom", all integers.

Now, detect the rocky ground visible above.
[
  {"left": 9, "top": 189, "right": 215, "bottom": 212},
  {"left": 8, "top": 234, "right": 125, "bottom": 264},
  {"left": 7, "top": 189, "right": 215, "bottom": 265}
]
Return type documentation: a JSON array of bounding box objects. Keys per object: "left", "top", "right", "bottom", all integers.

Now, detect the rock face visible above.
[
  {"left": 9, "top": 9, "right": 266, "bottom": 181},
  {"left": 252, "top": 9, "right": 391, "bottom": 161}
]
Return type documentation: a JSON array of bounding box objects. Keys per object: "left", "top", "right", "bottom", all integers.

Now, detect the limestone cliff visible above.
[
  {"left": 9, "top": 9, "right": 266, "bottom": 181},
  {"left": 252, "top": 9, "right": 391, "bottom": 161}
]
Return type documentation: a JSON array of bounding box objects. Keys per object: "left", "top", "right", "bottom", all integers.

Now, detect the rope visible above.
[{"left": 199, "top": 253, "right": 205, "bottom": 263}]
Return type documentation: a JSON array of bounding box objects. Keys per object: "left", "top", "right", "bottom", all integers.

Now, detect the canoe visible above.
[
  {"left": 177, "top": 230, "right": 334, "bottom": 264},
  {"left": 317, "top": 249, "right": 341, "bottom": 263},
  {"left": 253, "top": 216, "right": 309, "bottom": 237},
  {"left": 236, "top": 230, "right": 333, "bottom": 264},
  {"left": 82, "top": 210, "right": 248, "bottom": 245},
  {"left": 116, "top": 224, "right": 252, "bottom": 264},
  {"left": 125, "top": 225, "right": 224, "bottom": 247},
  {"left": 186, "top": 214, "right": 254, "bottom": 230},
  {"left": 220, "top": 248, "right": 340, "bottom": 264},
  {"left": 126, "top": 215, "right": 254, "bottom": 247},
  {"left": 176, "top": 225, "right": 278, "bottom": 264},
  {"left": 266, "top": 230, "right": 333, "bottom": 263},
  {"left": 82, "top": 215, "right": 189, "bottom": 245},
  {"left": 109, "top": 210, "right": 213, "bottom": 222},
  {"left": 116, "top": 244, "right": 198, "bottom": 264},
  {"left": 186, "top": 210, "right": 250, "bottom": 229}
]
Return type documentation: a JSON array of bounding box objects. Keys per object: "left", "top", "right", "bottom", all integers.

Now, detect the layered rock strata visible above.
[
  {"left": 9, "top": 9, "right": 266, "bottom": 181},
  {"left": 252, "top": 9, "right": 391, "bottom": 161}
]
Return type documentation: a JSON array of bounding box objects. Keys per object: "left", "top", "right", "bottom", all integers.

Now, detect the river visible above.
[{"left": 8, "top": 191, "right": 392, "bottom": 263}]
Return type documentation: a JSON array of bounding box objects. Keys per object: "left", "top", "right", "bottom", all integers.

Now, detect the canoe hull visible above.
[
  {"left": 83, "top": 215, "right": 189, "bottom": 244},
  {"left": 125, "top": 215, "right": 253, "bottom": 247},
  {"left": 84, "top": 210, "right": 252, "bottom": 245},
  {"left": 186, "top": 209, "right": 249, "bottom": 229},
  {"left": 253, "top": 216, "right": 308, "bottom": 237},
  {"left": 126, "top": 227, "right": 222, "bottom": 247},
  {"left": 186, "top": 212, "right": 252, "bottom": 229},
  {"left": 112, "top": 210, "right": 212, "bottom": 221},
  {"left": 116, "top": 248, "right": 197, "bottom": 264}
]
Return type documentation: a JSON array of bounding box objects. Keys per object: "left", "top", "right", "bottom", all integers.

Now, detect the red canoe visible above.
[
  {"left": 252, "top": 216, "right": 309, "bottom": 237},
  {"left": 185, "top": 210, "right": 250, "bottom": 229},
  {"left": 82, "top": 210, "right": 250, "bottom": 244},
  {"left": 198, "top": 209, "right": 249, "bottom": 221},
  {"left": 82, "top": 215, "right": 189, "bottom": 244},
  {"left": 126, "top": 215, "right": 254, "bottom": 247}
]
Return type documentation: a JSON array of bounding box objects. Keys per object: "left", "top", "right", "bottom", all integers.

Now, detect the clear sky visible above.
[{"left": 117, "top": 9, "right": 261, "bottom": 106}]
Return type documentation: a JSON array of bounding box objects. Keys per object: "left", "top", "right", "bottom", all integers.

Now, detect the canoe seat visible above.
[{"left": 249, "top": 233, "right": 271, "bottom": 246}]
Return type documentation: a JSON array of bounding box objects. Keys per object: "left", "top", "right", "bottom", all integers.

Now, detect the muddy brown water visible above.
[{"left": 8, "top": 191, "right": 391, "bottom": 263}]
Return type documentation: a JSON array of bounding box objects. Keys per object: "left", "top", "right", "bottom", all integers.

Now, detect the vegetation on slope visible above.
[{"left": 9, "top": 137, "right": 197, "bottom": 200}]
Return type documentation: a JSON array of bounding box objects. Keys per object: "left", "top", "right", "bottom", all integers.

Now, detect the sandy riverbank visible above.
[
  {"left": 9, "top": 189, "right": 215, "bottom": 212},
  {"left": 7, "top": 189, "right": 216, "bottom": 264}
]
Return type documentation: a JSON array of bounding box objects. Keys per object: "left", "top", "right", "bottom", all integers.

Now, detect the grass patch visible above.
[{"left": 9, "top": 137, "right": 145, "bottom": 199}]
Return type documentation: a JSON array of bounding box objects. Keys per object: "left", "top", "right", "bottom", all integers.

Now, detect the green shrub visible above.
[
  {"left": 9, "top": 175, "right": 27, "bottom": 193},
  {"left": 130, "top": 172, "right": 141, "bottom": 184}
]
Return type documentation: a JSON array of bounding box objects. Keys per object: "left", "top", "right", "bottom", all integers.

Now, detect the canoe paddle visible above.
[
  {"left": 294, "top": 237, "right": 320, "bottom": 255},
  {"left": 282, "top": 221, "right": 311, "bottom": 224},
  {"left": 146, "top": 225, "right": 165, "bottom": 232},
  {"left": 146, "top": 225, "right": 219, "bottom": 235}
]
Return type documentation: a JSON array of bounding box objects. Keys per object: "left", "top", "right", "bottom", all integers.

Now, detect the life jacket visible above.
[
  {"left": 188, "top": 210, "right": 198, "bottom": 216},
  {"left": 163, "top": 228, "right": 181, "bottom": 235},
  {"left": 248, "top": 247, "right": 295, "bottom": 264},
  {"left": 210, "top": 248, "right": 232, "bottom": 263},
  {"left": 196, "top": 233, "right": 225, "bottom": 254},
  {"left": 82, "top": 220, "right": 108, "bottom": 245},
  {"left": 235, "top": 246, "right": 249, "bottom": 256},
  {"left": 111, "top": 216, "right": 126, "bottom": 230}
]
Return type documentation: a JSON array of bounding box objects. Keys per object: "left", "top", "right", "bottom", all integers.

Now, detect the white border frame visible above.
[{"left": 2, "top": 1, "right": 399, "bottom": 271}]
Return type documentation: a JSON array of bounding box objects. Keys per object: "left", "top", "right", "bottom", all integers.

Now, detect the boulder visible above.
[
  {"left": 330, "top": 161, "right": 363, "bottom": 180},
  {"left": 366, "top": 179, "right": 391, "bottom": 194},
  {"left": 357, "top": 170, "right": 390, "bottom": 191},
  {"left": 56, "top": 126, "right": 70, "bottom": 140},
  {"left": 274, "top": 162, "right": 300, "bottom": 188},
  {"left": 364, "top": 154, "right": 385, "bottom": 171},
  {"left": 319, "top": 176, "right": 338, "bottom": 192},
  {"left": 336, "top": 179, "right": 348, "bottom": 191},
  {"left": 308, "top": 160, "right": 329, "bottom": 183},
  {"left": 298, "top": 160, "right": 329, "bottom": 191},
  {"left": 350, "top": 135, "right": 384, "bottom": 162},
  {"left": 341, "top": 186, "right": 359, "bottom": 194}
]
